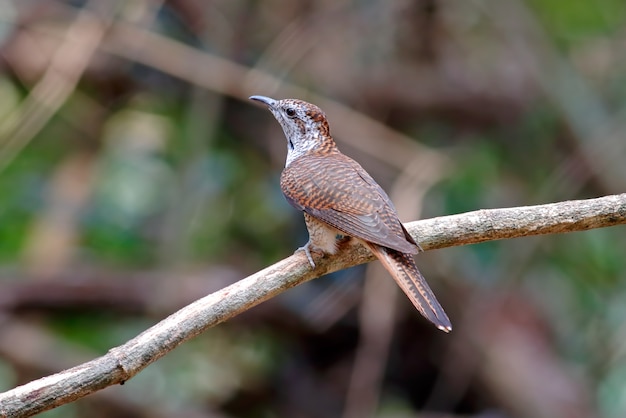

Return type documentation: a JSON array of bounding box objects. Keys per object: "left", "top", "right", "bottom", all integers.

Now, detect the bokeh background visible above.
[{"left": 0, "top": 0, "right": 625, "bottom": 417}]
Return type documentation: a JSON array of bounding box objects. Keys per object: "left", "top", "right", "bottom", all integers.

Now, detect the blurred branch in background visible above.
[
  {"left": 1, "top": 193, "right": 625, "bottom": 417},
  {"left": 95, "top": 17, "right": 449, "bottom": 172},
  {"left": 0, "top": 1, "right": 112, "bottom": 173}
]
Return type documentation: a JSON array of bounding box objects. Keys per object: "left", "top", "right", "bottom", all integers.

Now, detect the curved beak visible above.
[{"left": 249, "top": 95, "right": 277, "bottom": 108}]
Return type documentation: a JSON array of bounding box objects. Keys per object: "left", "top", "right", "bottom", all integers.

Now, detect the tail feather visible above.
[{"left": 366, "top": 242, "right": 452, "bottom": 332}]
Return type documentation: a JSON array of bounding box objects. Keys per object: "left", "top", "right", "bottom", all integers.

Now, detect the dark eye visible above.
[{"left": 285, "top": 108, "right": 296, "bottom": 118}]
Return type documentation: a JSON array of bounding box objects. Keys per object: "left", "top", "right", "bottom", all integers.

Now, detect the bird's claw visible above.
[{"left": 297, "top": 242, "right": 316, "bottom": 268}]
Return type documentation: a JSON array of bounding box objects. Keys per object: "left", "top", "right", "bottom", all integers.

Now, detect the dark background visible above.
[{"left": 0, "top": 1, "right": 625, "bottom": 417}]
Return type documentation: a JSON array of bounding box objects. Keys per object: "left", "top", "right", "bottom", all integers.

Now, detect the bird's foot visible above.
[{"left": 296, "top": 242, "right": 317, "bottom": 268}]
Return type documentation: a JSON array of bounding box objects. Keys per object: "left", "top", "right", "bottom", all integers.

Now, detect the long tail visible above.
[{"left": 365, "top": 242, "right": 452, "bottom": 332}]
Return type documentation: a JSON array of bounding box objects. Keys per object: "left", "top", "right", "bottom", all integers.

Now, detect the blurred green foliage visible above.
[
  {"left": 530, "top": 0, "right": 625, "bottom": 42},
  {"left": 0, "top": 1, "right": 624, "bottom": 417}
]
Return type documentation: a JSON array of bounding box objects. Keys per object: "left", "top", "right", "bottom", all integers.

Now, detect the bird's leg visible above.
[
  {"left": 297, "top": 232, "right": 351, "bottom": 269},
  {"left": 297, "top": 241, "right": 317, "bottom": 268},
  {"left": 296, "top": 213, "right": 344, "bottom": 269}
]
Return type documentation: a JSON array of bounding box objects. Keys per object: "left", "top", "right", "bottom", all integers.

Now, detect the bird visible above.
[{"left": 250, "top": 95, "right": 451, "bottom": 332}]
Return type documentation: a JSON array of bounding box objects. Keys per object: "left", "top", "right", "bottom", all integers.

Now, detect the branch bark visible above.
[{"left": 1, "top": 194, "right": 625, "bottom": 417}]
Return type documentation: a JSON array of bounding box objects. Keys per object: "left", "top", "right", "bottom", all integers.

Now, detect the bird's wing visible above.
[{"left": 280, "top": 153, "right": 419, "bottom": 254}]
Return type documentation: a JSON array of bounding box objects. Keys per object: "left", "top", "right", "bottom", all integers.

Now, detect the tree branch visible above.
[{"left": 1, "top": 194, "right": 625, "bottom": 417}]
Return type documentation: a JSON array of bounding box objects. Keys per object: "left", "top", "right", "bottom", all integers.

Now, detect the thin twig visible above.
[{"left": 0, "top": 194, "right": 624, "bottom": 417}]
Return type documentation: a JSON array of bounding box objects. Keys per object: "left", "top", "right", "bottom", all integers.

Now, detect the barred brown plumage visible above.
[{"left": 250, "top": 95, "right": 451, "bottom": 332}]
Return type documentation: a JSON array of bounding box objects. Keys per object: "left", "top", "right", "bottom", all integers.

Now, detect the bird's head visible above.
[{"left": 250, "top": 95, "right": 334, "bottom": 166}]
